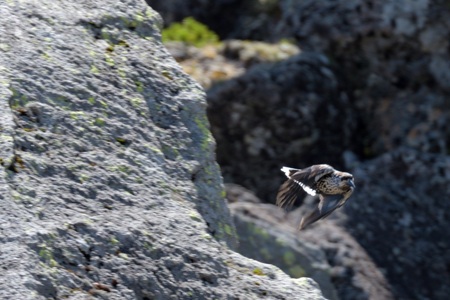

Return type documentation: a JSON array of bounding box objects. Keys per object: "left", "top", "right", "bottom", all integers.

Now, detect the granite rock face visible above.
[{"left": 0, "top": 1, "right": 326, "bottom": 299}]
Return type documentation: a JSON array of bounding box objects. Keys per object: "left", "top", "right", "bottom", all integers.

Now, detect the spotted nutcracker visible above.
[{"left": 277, "top": 164, "right": 355, "bottom": 230}]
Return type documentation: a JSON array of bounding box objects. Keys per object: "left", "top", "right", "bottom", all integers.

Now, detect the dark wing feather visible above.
[
  {"left": 298, "top": 194, "right": 343, "bottom": 230},
  {"left": 290, "top": 164, "right": 334, "bottom": 191},
  {"left": 276, "top": 179, "right": 303, "bottom": 209}
]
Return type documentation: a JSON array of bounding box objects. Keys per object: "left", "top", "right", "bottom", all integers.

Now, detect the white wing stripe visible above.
[{"left": 293, "top": 180, "right": 317, "bottom": 196}]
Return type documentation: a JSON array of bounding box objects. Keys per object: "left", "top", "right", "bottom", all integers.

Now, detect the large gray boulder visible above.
[{"left": 0, "top": 1, "right": 325, "bottom": 299}]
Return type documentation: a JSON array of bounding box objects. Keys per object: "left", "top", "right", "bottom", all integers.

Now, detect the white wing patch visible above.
[
  {"left": 293, "top": 180, "right": 317, "bottom": 196},
  {"left": 281, "top": 166, "right": 292, "bottom": 178},
  {"left": 280, "top": 167, "right": 317, "bottom": 196}
]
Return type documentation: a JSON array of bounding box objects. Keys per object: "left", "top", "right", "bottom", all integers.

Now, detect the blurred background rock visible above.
[{"left": 150, "top": 0, "right": 450, "bottom": 299}]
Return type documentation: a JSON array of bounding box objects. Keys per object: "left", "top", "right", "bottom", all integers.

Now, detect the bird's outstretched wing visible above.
[
  {"left": 298, "top": 194, "right": 344, "bottom": 230},
  {"left": 276, "top": 179, "right": 304, "bottom": 209}
]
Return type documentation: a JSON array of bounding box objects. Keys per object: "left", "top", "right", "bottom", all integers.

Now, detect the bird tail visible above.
[{"left": 280, "top": 166, "right": 300, "bottom": 178}]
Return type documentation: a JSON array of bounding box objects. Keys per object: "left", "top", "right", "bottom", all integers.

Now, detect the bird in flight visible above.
[{"left": 276, "top": 164, "right": 355, "bottom": 230}]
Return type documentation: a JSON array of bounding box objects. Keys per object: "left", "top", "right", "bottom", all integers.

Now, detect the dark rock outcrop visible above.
[
  {"left": 274, "top": 0, "right": 450, "bottom": 157},
  {"left": 207, "top": 53, "right": 359, "bottom": 202},
  {"left": 0, "top": 1, "right": 326, "bottom": 299},
  {"left": 345, "top": 149, "right": 450, "bottom": 300}
]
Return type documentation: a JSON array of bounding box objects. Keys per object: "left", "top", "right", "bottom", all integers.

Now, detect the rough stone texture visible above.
[
  {"left": 207, "top": 52, "right": 359, "bottom": 202},
  {"left": 344, "top": 148, "right": 450, "bottom": 300},
  {"left": 228, "top": 186, "right": 395, "bottom": 300},
  {"left": 274, "top": 0, "right": 450, "bottom": 157},
  {"left": 0, "top": 1, "right": 326, "bottom": 299},
  {"left": 229, "top": 202, "right": 338, "bottom": 300},
  {"left": 300, "top": 223, "right": 395, "bottom": 300}
]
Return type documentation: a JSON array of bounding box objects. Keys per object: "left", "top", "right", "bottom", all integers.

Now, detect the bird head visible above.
[{"left": 339, "top": 172, "right": 355, "bottom": 191}]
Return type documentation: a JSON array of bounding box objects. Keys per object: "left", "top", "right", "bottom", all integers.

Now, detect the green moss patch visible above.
[{"left": 162, "top": 17, "right": 219, "bottom": 47}]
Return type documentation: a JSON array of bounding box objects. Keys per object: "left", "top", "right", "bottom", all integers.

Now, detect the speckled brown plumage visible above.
[{"left": 276, "top": 164, "right": 355, "bottom": 230}]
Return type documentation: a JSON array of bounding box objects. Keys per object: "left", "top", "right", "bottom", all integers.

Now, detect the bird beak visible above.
[{"left": 348, "top": 179, "right": 355, "bottom": 189}]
